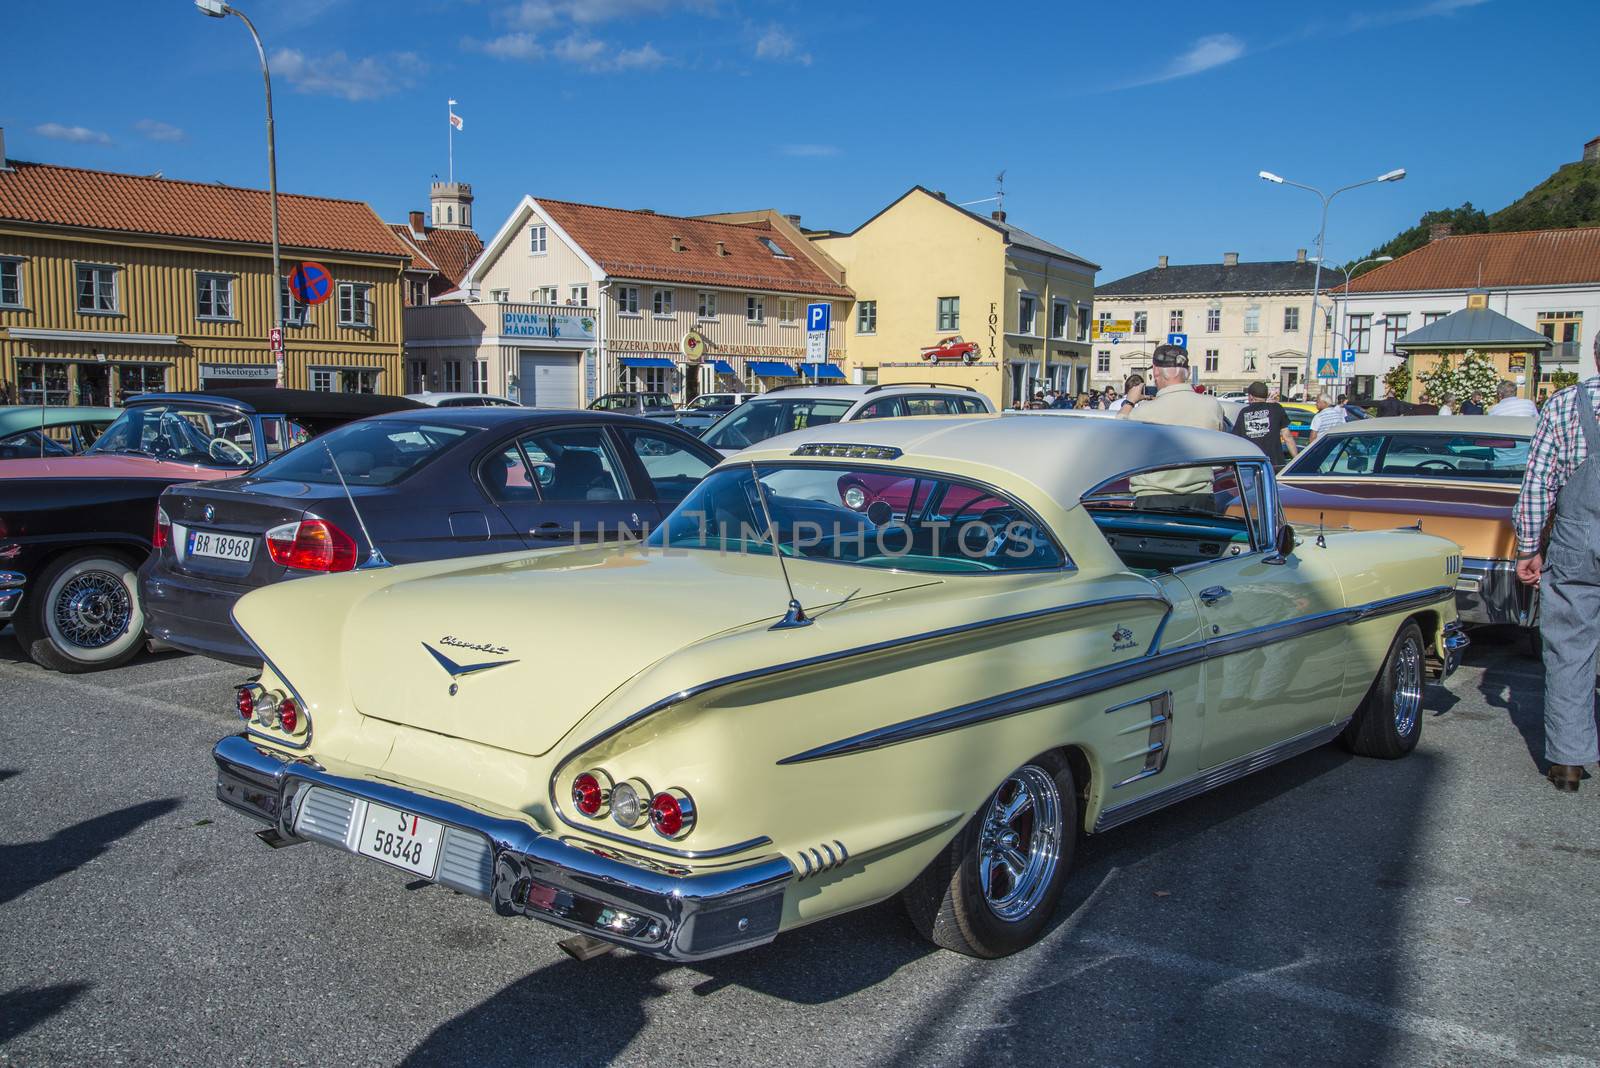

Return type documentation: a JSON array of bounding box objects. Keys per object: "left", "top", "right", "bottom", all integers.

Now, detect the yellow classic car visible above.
[{"left": 212, "top": 415, "right": 1466, "bottom": 961}]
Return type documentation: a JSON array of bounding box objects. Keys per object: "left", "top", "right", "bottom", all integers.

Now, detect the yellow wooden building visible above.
[{"left": 0, "top": 152, "right": 409, "bottom": 404}]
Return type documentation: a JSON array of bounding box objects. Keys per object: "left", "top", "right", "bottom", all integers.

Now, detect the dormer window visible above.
[
  {"left": 758, "top": 236, "right": 791, "bottom": 259},
  {"left": 529, "top": 224, "right": 548, "bottom": 255}
]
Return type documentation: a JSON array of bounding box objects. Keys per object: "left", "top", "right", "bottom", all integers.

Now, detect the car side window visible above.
[
  {"left": 479, "top": 443, "right": 540, "bottom": 503},
  {"left": 1083, "top": 463, "right": 1255, "bottom": 574},
  {"left": 854, "top": 397, "right": 902, "bottom": 419},
  {"left": 620, "top": 429, "right": 714, "bottom": 504},
  {"left": 904, "top": 396, "right": 957, "bottom": 416},
  {"left": 518, "top": 427, "right": 625, "bottom": 502},
  {"left": 956, "top": 397, "right": 988, "bottom": 414}
]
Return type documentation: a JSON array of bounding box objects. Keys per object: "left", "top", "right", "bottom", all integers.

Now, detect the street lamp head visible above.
[
  {"left": 1378, "top": 168, "right": 1406, "bottom": 182},
  {"left": 1374, "top": 255, "right": 1394, "bottom": 263},
  {"left": 194, "top": 0, "right": 229, "bottom": 16},
  {"left": 1259, "top": 171, "right": 1284, "bottom": 184}
]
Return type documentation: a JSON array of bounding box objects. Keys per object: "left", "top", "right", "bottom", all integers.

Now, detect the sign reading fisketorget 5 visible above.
[{"left": 502, "top": 311, "right": 596, "bottom": 340}]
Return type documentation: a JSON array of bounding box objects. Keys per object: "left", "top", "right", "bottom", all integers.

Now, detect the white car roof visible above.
[{"left": 406, "top": 392, "right": 519, "bottom": 406}]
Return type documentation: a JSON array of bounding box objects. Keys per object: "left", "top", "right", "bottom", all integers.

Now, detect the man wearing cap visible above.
[
  {"left": 1231, "top": 380, "right": 1297, "bottom": 467},
  {"left": 1126, "top": 344, "right": 1228, "bottom": 511}
]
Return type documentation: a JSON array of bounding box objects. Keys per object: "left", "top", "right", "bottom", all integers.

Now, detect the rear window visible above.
[
  {"left": 701, "top": 398, "right": 854, "bottom": 450},
  {"left": 1291, "top": 432, "right": 1530, "bottom": 481},
  {"left": 253, "top": 420, "right": 468, "bottom": 486}
]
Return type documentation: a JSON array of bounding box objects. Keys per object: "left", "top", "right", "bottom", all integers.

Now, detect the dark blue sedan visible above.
[{"left": 138, "top": 408, "right": 722, "bottom": 665}]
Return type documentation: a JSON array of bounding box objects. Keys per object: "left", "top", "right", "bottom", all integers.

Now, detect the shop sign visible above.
[
  {"left": 200, "top": 364, "right": 276, "bottom": 380},
  {"left": 503, "top": 311, "right": 596, "bottom": 340}
]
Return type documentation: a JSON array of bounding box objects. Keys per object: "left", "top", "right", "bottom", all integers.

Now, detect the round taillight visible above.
[
  {"left": 571, "top": 769, "right": 612, "bottom": 818},
  {"left": 278, "top": 698, "right": 299, "bottom": 734},
  {"left": 609, "top": 779, "right": 650, "bottom": 830},
  {"left": 649, "top": 788, "right": 696, "bottom": 840},
  {"left": 842, "top": 485, "right": 867, "bottom": 511},
  {"left": 235, "top": 686, "right": 254, "bottom": 719}
]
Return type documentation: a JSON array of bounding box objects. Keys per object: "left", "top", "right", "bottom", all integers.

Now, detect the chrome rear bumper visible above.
[
  {"left": 0, "top": 570, "right": 24, "bottom": 621},
  {"left": 212, "top": 734, "right": 792, "bottom": 960},
  {"left": 1455, "top": 557, "right": 1537, "bottom": 627}
]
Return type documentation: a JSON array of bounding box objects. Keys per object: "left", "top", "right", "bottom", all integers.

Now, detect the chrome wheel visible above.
[
  {"left": 52, "top": 569, "right": 132, "bottom": 650},
  {"left": 977, "top": 765, "right": 1063, "bottom": 922},
  {"left": 1392, "top": 633, "right": 1424, "bottom": 737}
]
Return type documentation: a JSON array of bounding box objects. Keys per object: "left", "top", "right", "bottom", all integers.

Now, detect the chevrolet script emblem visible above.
[{"left": 423, "top": 642, "right": 518, "bottom": 696}]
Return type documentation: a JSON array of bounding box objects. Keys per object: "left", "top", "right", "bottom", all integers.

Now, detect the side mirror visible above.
[{"left": 1274, "top": 523, "right": 1296, "bottom": 557}]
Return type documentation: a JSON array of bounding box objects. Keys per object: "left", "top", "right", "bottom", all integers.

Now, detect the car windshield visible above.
[
  {"left": 87, "top": 403, "right": 257, "bottom": 468},
  {"left": 647, "top": 464, "right": 1063, "bottom": 572},
  {"left": 701, "top": 398, "right": 854, "bottom": 450},
  {"left": 1290, "top": 432, "right": 1530, "bottom": 481},
  {"left": 250, "top": 420, "right": 469, "bottom": 486}
]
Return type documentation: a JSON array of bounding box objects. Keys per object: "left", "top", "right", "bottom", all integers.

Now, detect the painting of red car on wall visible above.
[{"left": 919, "top": 335, "right": 982, "bottom": 364}]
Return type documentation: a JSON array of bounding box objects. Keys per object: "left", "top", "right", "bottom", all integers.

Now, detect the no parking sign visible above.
[{"left": 289, "top": 261, "right": 334, "bottom": 306}]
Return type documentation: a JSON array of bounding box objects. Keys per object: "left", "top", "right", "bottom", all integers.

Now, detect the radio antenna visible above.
[
  {"left": 323, "top": 441, "right": 389, "bottom": 570},
  {"left": 750, "top": 461, "right": 810, "bottom": 629}
]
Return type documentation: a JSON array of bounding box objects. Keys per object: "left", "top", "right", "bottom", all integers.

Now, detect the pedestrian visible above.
[
  {"left": 1085, "top": 391, "right": 1101, "bottom": 410},
  {"left": 1042, "top": 388, "right": 1058, "bottom": 408},
  {"left": 1437, "top": 393, "right": 1456, "bottom": 417},
  {"left": 1461, "top": 392, "right": 1486, "bottom": 415},
  {"left": 1077, "top": 391, "right": 1091, "bottom": 409},
  {"left": 1512, "top": 374, "right": 1600, "bottom": 791},
  {"left": 1113, "top": 374, "right": 1146, "bottom": 417},
  {"left": 1308, "top": 390, "right": 1347, "bottom": 443},
  {"left": 1230, "top": 380, "right": 1298, "bottom": 467},
  {"left": 1103, "top": 385, "right": 1118, "bottom": 408},
  {"left": 1489, "top": 379, "right": 1538, "bottom": 418},
  {"left": 1125, "top": 345, "right": 1228, "bottom": 511},
  {"left": 1376, "top": 386, "right": 1405, "bottom": 418},
  {"left": 1052, "top": 390, "right": 1073, "bottom": 410}
]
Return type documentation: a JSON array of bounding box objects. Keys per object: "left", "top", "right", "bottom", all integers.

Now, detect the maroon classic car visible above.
[{"left": 919, "top": 335, "right": 982, "bottom": 364}]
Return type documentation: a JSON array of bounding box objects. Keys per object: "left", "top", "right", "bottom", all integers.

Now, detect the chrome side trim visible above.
[
  {"left": 779, "top": 586, "right": 1453, "bottom": 765},
  {"left": 1094, "top": 719, "right": 1350, "bottom": 832},
  {"left": 0, "top": 570, "right": 22, "bottom": 620}
]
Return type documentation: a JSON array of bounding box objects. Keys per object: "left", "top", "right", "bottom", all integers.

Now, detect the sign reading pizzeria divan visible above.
[{"left": 501, "top": 311, "right": 596, "bottom": 341}]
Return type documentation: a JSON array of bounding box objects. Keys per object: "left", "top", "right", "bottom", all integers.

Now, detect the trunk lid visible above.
[{"left": 160, "top": 478, "right": 354, "bottom": 587}]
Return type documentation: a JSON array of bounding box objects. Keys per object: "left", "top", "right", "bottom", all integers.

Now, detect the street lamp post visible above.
[
  {"left": 196, "top": 0, "right": 284, "bottom": 387},
  {"left": 1259, "top": 168, "right": 1405, "bottom": 394},
  {"left": 1310, "top": 254, "right": 1393, "bottom": 369}
]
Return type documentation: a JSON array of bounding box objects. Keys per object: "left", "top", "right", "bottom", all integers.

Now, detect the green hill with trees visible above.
[{"left": 1350, "top": 156, "right": 1600, "bottom": 275}]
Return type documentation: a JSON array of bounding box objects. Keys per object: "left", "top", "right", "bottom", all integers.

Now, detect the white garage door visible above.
[{"left": 518, "top": 350, "right": 581, "bottom": 409}]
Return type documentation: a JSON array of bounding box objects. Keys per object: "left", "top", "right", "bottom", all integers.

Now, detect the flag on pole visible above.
[{"left": 448, "top": 99, "right": 463, "bottom": 130}]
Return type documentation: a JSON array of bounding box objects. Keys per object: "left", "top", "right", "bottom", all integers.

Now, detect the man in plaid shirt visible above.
[{"left": 1513, "top": 374, "right": 1600, "bottom": 792}]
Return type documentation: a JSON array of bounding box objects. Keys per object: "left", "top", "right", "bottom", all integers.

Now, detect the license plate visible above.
[
  {"left": 356, "top": 802, "right": 443, "bottom": 877},
  {"left": 189, "top": 529, "right": 254, "bottom": 562}
]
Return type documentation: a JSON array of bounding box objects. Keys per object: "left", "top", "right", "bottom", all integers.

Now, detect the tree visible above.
[
  {"left": 1382, "top": 361, "right": 1413, "bottom": 400},
  {"left": 1415, "top": 349, "right": 1500, "bottom": 404},
  {"left": 1549, "top": 369, "right": 1579, "bottom": 393}
]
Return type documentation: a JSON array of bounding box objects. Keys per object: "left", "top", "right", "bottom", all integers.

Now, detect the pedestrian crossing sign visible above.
[{"left": 1316, "top": 356, "right": 1341, "bottom": 380}]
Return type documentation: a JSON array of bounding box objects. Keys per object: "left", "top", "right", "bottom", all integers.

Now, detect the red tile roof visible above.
[
  {"left": 412, "top": 226, "right": 482, "bottom": 288},
  {"left": 389, "top": 224, "right": 441, "bottom": 272},
  {"left": 535, "top": 198, "right": 852, "bottom": 297},
  {"left": 1340, "top": 227, "right": 1600, "bottom": 293},
  {"left": 0, "top": 160, "right": 409, "bottom": 259}
]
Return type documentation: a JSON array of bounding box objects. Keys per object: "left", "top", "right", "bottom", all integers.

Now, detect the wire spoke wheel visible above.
[
  {"left": 51, "top": 569, "right": 133, "bottom": 650},
  {"left": 976, "top": 765, "right": 1063, "bottom": 922}
]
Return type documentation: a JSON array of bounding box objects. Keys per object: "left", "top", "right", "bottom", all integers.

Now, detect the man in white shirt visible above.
[
  {"left": 1488, "top": 379, "right": 1538, "bottom": 418},
  {"left": 1308, "top": 390, "right": 1347, "bottom": 442}
]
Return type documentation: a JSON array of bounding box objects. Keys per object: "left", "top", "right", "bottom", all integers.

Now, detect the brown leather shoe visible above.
[{"left": 1547, "top": 764, "right": 1582, "bottom": 793}]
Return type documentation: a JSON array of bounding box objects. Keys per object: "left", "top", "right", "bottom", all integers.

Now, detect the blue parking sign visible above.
[
  {"left": 1167, "top": 332, "right": 1187, "bottom": 350},
  {"left": 807, "top": 303, "right": 831, "bottom": 332}
]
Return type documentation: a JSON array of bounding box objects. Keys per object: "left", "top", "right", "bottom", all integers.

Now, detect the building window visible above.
[
  {"left": 117, "top": 365, "right": 166, "bottom": 405},
  {"left": 1349, "top": 313, "right": 1372, "bottom": 353},
  {"left": 446, "top": 205, "right": 454, "bottom": 224},
  {"left": 1383, "top": 313, "right": 1409, "bottom": 354},
  {"left": 857, "top": 300, "right": 876, "bottom": 334},
  {"left": 1076, "top": 307, "right": 1091, "bottom": 342},
  {"left": 779, "top": 297, "right": 799, "bottom": 323},
  {"left": 0, "top": 258, "right": 23, "bottom": 307},
  {"left": 1243, "top": 305, "right": 1261, "bottom": 334},
  {"left": 1284, "top": 306, "right": 1300, "bottom": 332},
  {"left": 343, "top": 369, "right": 379, "bottom": 394},
  {"left": 1096, "top": 350, "right": 1111, "bottom": 373},
  {"left": 16, "top": 360, "right": 69, "bottom": 405},
  {"left": 746, "top": 295, "right": 765, "bottom": 324},
  {"left": 490, "top": 288, "right": 510, "bottom": 303},
  {"left": 1203, "top": 350, "right": 1220, "bottom": 373},
  {"left": 529, "top": 224, "right": 548, "bottom": 254},
  {"left": 570, "top": 285, "right": 589, "bottom": 306},
  {"left": 1206, "top": 307, "right": 1221, "bottom": 332},
  {"left": 758, "top": 236, "right": 791, "bottom": 258},
  {"left": 1168, "top": 309, "right": 1183, "bottom": 333},
  {"left": 443, "top": 360, "right": 463, "bottom": 392},
  {"left": 278, "top": 277, "right": 310, "bottom": 326},
  {"left": 696, "top": 291, "right": 717, "bottom": 319},
  {"left": 310, "top": 369, "right": 336, "bottom": 392},
  {"left": 1133, "top": 310, "right": 1148, "bottom": 334},
  {"left": 472, "top": 359, "right": 488, "bottom": 394},
  {"left": 1422, "top": 311, "right": 1448, "bottom": 326},
  {"left": 338, "top": 283, "right": 373, "bottom": 326},
  {"left": 652, "top": 288, "right": 674, "bottom": 316},
  {"left": 1062, "top": 305, "right": 1084, "bottom": 340},
  {"left": 196, "top": 273, "right": 235, "bottom": 320},
  {"left": 1018, "top": 294, "right": 1037, "bottom": 335},
  {"left": 406, "top": 360, "right": 427, "bottom": 393},
  {"left": 75, "top": 263, "right": 118, "bottom": 313},
  {"left": 1538, "top": 311, "right": 1584, "bottom": 363},
  {"left": 617, "top": 287, "right": 640, "bottom": 315},
  {"left": 937, "top": 296, "right": 960, "bottom": 332},
  {"left": 1243, "top": 348, "right": 1258, "bottom": 371},
  {"left": 538, "top": 286, "right": 559, "bottom": 304}
]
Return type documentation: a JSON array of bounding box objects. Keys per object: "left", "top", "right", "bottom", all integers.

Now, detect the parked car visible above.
[
  {"left": 142, "top": 409, "right": 721, "bottom": 666},
  {"left": 0, "top": 404, "right": 119, "bottom": 460},
  {"left": 213, "top": 413, "right": 1463, "bottom": 962},
  {"left": 0, "top": 388, "right": 420, "bottom": 672},
  {"left": 588, "top": 392, "right": 675, "bottom": 417},
  {"left": 700, "top": 383, "right": 995, "bottom": 455},
  {"left": 669, "top": 391, "right": 758, "bottom": 435},
  {"left": 406, "top": 392, "right": 521, "bottom": 408},
  {"left": 1277, "top": 415, "right": 1536, "bottom": 628}
]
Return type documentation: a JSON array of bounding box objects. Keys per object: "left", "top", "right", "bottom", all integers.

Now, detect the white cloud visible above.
[
  {"left": 468, "top": 28, "right": 664, "bottom": 70},
  {"left": 465, "top": 32, "right": 544, "bottom": 59},
  {"left": 34, "top": 123, "right": 112, "bottom": 145},
  {"left": 505, "top": 0, "right": 710, "bottom": 28},
  {"left": 1139, "top": 33, "right": 1245, "bottom": 86},
  {"left": 754, "top": 25, "right": 810, "bottom": 65},
  {"left": 1347, "top": 0, "right": 1490, "bottom": 31},
  {"left": 611, "top": 43, "right": 665, "bottom": 70},
  {"left": 553, "top": 33, "right": 608, "bottom": 64},
  {"left": 134, "top": 119, "right": 186, "bottom": 143},
  {"left": 780, "top": 144, "right": 839, "bottom": 158},
  {"left": 270, "top": 48, "right": 426, "bottom": 101}
]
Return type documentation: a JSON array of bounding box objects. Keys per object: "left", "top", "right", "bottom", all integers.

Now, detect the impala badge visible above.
[
  {"left": 423, "top": 642, "right": 518, "bottom": 696},
  {"left": 1112, "top": 625, "right": 1136, "bottom": 652}
]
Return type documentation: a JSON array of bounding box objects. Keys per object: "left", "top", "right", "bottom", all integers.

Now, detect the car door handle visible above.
[
  {"left": 531, "top": 522, "right": 572, "bottom": 539},
  {"left": 1199, "top": 586, "right": 1231, "bottom": 606}
]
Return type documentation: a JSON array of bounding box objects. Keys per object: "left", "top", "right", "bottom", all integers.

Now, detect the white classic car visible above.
[{"left": 213, "top": 415, "right": 1465, "bottom": 960}]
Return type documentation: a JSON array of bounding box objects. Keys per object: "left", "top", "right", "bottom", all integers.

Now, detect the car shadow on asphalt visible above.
[
  {"left": 0, "top": 794, "right": 181, "bottom": 907},
  {"left": 1470, "top": 627, "right": 1558, "bottom": 774},
  {"left": 0, "top": 982, "right": 90, "bottom": 1045}
]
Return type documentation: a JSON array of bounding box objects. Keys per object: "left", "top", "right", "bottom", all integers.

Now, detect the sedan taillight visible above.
[
  {"left": 265, "top": 518, "right": 358, "bottom": 572},
  {"left": 154, "top": 506, "right": 171, "bottom": 550}
]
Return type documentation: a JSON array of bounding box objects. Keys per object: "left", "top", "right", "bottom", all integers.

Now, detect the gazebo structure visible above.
[{"left": 1393, "top": 295, "right": 1553, "bottom": 403}]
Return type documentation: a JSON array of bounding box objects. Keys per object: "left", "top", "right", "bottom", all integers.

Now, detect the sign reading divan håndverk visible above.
[{"left": 502, "top": 311, "right": 596, "bottom": 341}]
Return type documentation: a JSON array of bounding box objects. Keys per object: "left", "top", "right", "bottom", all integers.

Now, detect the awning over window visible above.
[
  {"left": 802, "top": 363, "right": 845, "bottom": 379},
  {"left": 748, "top": 361, "right": 798, "bottom": 377},
  {"left": 711, "top": 360, "right": 737, "bottom": 375},
  {"left": 620, "top": 356, "right": 675, "bottom": 369}
]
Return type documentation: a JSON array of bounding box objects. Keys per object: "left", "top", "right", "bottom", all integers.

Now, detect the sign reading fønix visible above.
[{"left": 805, "top": 302, "right": 830, "bottom": 364}]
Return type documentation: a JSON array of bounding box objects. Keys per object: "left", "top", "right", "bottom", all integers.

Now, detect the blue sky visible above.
[{"left": 4, "top": 0, "right": 1597, "bottom": 281}]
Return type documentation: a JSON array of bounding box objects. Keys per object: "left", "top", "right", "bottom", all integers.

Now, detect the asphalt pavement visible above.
[{"left": 1, "top": 624, "right": 1597, "bottom": 1068}]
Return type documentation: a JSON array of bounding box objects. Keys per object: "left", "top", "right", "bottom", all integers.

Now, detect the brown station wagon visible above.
[{"left": 1276, "top": 415, "right": 1537, "bottom": 628}]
